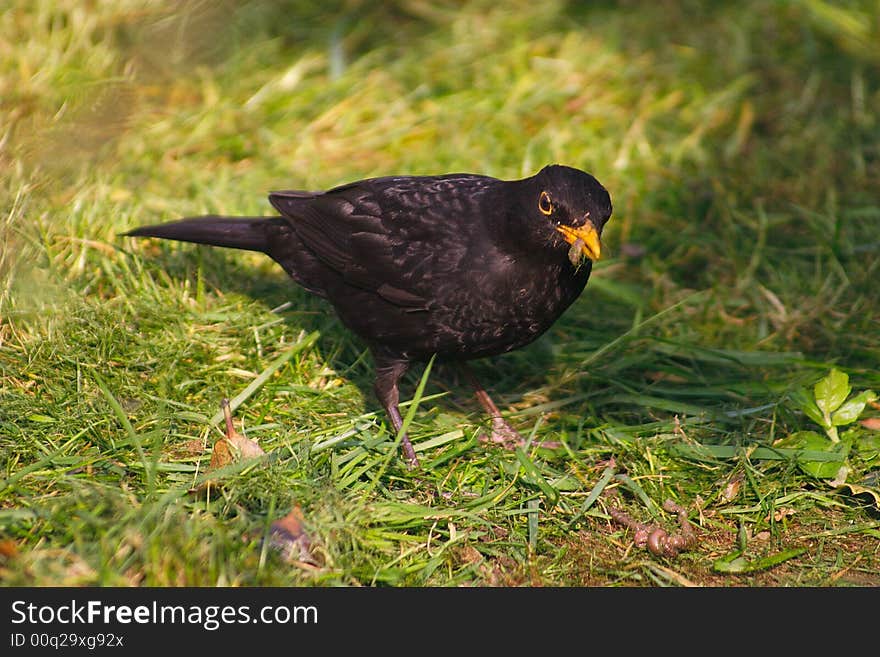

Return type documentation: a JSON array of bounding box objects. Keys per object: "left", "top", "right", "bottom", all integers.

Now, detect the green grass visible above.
[{"left": 2, "top": 0, "right": 879, "bottom": 586}]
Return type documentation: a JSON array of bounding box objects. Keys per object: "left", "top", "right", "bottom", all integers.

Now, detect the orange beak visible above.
[{"left": 556, "top": 221, "right": 601, "bottom": 262}]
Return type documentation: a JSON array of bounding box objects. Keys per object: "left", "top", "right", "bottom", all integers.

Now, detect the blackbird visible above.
[{"left": 125, "top": 164, "right": 612, "bottom": 467}]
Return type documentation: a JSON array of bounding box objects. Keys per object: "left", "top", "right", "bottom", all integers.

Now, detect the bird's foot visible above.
[
  {"left": 400, "top": 435, "right": 421, "bottom": 469},
  {"left": 478, "top": 417, "right": 526, "bottom": 450},
  {"left": 477, "top": 417, "right": 563, "bottom": 451}
]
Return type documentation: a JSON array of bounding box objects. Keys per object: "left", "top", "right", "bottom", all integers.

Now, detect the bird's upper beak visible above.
[{"left": 556, "top": 220, "right": 601, "bottom": 262}]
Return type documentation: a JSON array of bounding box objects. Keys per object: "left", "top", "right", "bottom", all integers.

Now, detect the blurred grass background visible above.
[{"left": 1, "top": 0, "right": 878, "bottom": 586}]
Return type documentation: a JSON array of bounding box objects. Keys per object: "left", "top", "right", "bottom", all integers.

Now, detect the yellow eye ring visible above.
[{"left": 538, "top": 191, "right": 553, "bottom": 215}]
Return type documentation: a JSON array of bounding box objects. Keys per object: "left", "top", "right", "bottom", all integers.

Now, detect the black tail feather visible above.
[{"left": 124, "top": 215, "right": 286, "bottom": 253}]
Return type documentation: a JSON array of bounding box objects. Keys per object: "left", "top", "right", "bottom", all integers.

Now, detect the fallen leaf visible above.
[
  {"left": 190, "top": 400, "right": 268, "bottom": 496},
  {"left": 720, "top": 473, "right": 743, "bottom": 503},
  {"left": 836, "top": 482, "right": 880, "bottom": 508},
  {"left": 269, "top": 506, "right": 317, "bottom": 564},
  {"left": 0, "top": 540, "right": 19, "bottom": 559},
  {"left": 227, "top": 433, "right": 266, "bottom": 459},
  {"left": 209, "top": 399, "right": 265, "bottom": 470},
  {"left": 209, "top": 435, "right": 235, "bottom": 470}
]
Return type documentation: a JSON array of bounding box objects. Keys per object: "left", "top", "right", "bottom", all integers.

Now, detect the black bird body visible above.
[{"left": 126, "top": 165, "right": 612, "bottom": 467}]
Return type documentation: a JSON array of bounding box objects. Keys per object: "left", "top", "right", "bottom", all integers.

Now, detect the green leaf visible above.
[
  {"left": 671, "top": 443, "right": 846, "bottom": 462},
  {"left": 801, "top": 395, "right": 828, "bottom": 428},
  {"left": 855, "top": 434, "right": 880, "bottom": 465},
  {"left": 713, "top": 551, "right": 748, "bottom": 573},
  {"left": 775, "top": 431, "right": 851, "bottom": 479},
  {"left": 832, "top": 390, "right": 878, "bottom": 426},
  {"left": 791, "top": 387, "right": 826, "bottom": 428},
  {"left": 814, "top": 369, "right": 850, "bottom": 415},
  {"left": 774, "top": 430, "right": 827, "bottom": 450},
  {"left": 713, "top": 548, "right": 807, "bottom": 574}
]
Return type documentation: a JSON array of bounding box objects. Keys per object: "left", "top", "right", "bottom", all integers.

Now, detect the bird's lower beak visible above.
[{"left": 556, "top": 222, "right": 601, "bottom": 262}]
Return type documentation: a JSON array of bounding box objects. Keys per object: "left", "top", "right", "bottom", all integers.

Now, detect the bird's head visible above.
[{"left": 517, "top": 164, "right": 612, "bottom": 265}]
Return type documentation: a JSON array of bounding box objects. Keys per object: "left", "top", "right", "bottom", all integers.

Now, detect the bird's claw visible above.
[
  {"left": 478, "top": 417, "right": 526, "bottom": 450},
  {"left": 477, "top": 417, "right": 563, "bottom": 451}
]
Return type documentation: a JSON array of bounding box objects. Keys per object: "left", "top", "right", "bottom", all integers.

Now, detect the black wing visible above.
[{"left": 268, "top": 175, "right": 499, "bottom": 310}]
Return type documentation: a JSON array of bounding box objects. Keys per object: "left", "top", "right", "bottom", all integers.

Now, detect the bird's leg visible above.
[
  {"left": 373, "top": 355, "right": 420, "bottom": 469},
  {"left": 459, "top": 363, "right": 524, "bottom": 450}
]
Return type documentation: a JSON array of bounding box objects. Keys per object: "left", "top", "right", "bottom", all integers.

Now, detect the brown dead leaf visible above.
[
  {"left": 208, "top": 399, "right": 265, "bottom": 470},
  {"left": 0, "top": 540, "right": 19, "bottom": 559},
  {"left": 720, "top": 473, "right": 744, "bottom": 503},
  {"left": 859, "top": 417, "right": 880, "bottom": 430},
  {"left": 766, "top": 507, "right": 796, "bottom": 522},
  {"left": 191, "top": 400, "right": 267, "bottom": 496},
  {"left": 226, "top": 432, "right": 265, "bottom": 459},
  {"left": 269, "top": 505, "right": 318, "bottom": 565},
  {"left": 837, "top": 482, "right": 880, "bottom": 507},
  {"left": 209, "top": 435, "right": 235, "bottom": 469}
]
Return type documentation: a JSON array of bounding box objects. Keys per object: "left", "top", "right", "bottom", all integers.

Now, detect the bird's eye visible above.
[{"left": 538, "top": 191, "right": 553, "bottom": 215}]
